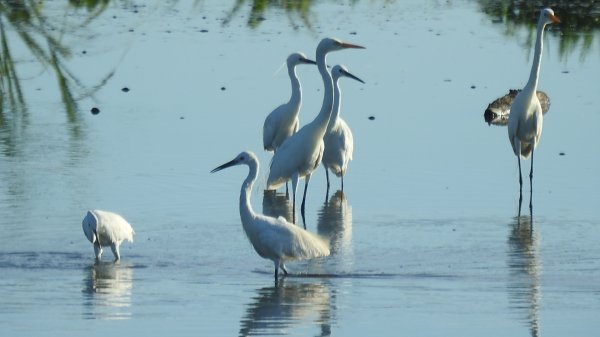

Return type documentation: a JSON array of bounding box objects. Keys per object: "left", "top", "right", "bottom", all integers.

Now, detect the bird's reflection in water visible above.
[
  {"left": 82, "top": 261, "right": 134, "bottom": 320},
  {"left": 317, "top": 190, "right": 353, "bottom": 269},
  {"left": 239, "top": 280, "right": 332, "bottom": 337},
  {"left": 263, "top": 189, "right": 294, "bottom": 223},
  {"left": 507, "top": 214, "right": 541, "bottom": 337}
]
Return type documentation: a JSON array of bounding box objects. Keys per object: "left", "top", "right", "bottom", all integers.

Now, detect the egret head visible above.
[
  {"left": 317, "top": 38, "right": 365, "bottom": 55},
  {"left": 331, "top": 64, "right": 365, "bottom": 84},
  {"left": 211, "top": 151, "right": 257, "bottom": 173},
  {"left": 288, "top": 52, "right": 317, "bottom": 66},
  {"left": 540, "top": 8, "right": 560, "bottom": 25}
]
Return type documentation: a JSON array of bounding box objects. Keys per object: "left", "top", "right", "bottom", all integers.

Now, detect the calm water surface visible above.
[{"left": 1, "top": 1, "right": 599, "bottom": 336}]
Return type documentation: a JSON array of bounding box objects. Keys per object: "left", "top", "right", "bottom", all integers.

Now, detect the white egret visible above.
[
  {"left": 267, "top": 38, "right": 365, "bottom": 224},
  {"left": 263, "top": 53, "right": 317, "bottom": 153},
  {"left": 322, "top": 65, "right": 364, "bottom": 192},
  {"left": 211, "top": 151, "right": 330, "bottom": 283},
  {"left": 82, "top": 210, "right": 135, "bottom": 261},
  {"left": 507, "top": 7, "right": 560, "bottom": 211}
]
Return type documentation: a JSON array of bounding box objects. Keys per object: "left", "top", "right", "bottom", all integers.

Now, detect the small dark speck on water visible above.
[
  {"left": 180, "top": 116, "right": 185, "bottom": 120},
  {"left": 82, "top": 50, "right": 87, "bottom": 54},
  {"left": 368, "top": 116, "right": 375, "bottom": 121},
  {"left": 350, "top": 31, "right": 357, "bottom": 35},
  {"left": 562, "top": 70, "right": 569, "bottom": 74},
  {"left": 122, "top": 87, "right": 130, "bottom": 93},
  {"left": 113, "top": 15, "right": 117, "bottom": 19},
  {"left": 470, "top": 85, "right": 476, "bottom": 89},
  {"left": 559, "top": 152, "right": 565, "bottom": 156},
  {"left": 221, "top": 86, "right": 226, "bottom": 91},
  {"left": 91, "top": 107, "right": 100, "bottom": 115},
  {"left": 444, "top": 79, "right": 452, "bottom": 82},
  {"left": 129, "top": 28, "right": 134, "bottom": 32},
  {"left": 200, "top": 29, "right": 209, "bottom": 33}
]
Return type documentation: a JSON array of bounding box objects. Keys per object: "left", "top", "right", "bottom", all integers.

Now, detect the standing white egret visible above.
[
  {"left": 267, "top": 38, "right": 365, "bottom": 225},
  {"left": 322, "top": 65, "right": 364, "bottom": 193},
  {"left": 507, "top": 7, "right": 560, "bottom": 212},
  {"left": 211, "top": 151, "right": 330, "bottom": 283},
  {"left": 263, "top": 52, "right": 317, "bottom": 153},
  {"left": 82, "top": 210, "right": 135, "bottom": 261}
]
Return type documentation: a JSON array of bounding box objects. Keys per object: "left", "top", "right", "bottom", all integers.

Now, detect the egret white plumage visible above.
[
  {"left": 211, "top": 151, "right": 330, "bottom": 283},
  {"left": 507, "top": 7, "right": 559, "bottom": 211},
  {"left": 263, "top": 52, "right": 317, "bottom": 153},
  {"left": 266, "top": 38, "right": 365, "bottom": 224},
  {"left": 322, "top": 65, "right": 364, "bottom": 192},
  {"left": 82, "top": 210, "right": 135, "bottom": 261}
]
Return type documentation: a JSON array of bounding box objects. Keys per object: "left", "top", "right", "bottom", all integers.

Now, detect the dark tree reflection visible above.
[
  {"left": 0, "top": 0, "right": 113, "bottom": 126},
  {"left": 477, "top": 0, "right": 600, "bottom": 61}
]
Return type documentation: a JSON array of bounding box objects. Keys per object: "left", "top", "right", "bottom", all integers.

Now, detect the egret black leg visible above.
[
  {"left": 301, "top": 178, "right": 310, "bottom": 229},
  {"left": 300, "top": 174, "right": 311, "bottom": 228},
  {"left": 529, "top": 148, "right": 534, "bottom": 212},
  {"left": 341, "top": 173, "right": 344, "bottom": 192},
  {"left": 517, "top": 156, "right": 523, "bottom": 208},
  {"left": 325, "top": 166, "right": 330, "bottom": 192}
]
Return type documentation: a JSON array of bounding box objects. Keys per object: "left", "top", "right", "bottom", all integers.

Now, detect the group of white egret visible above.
[
  {"left": 83, "top": 8, "right": 560, "bottom": 282},
  {"left": 212, "top": 37, "right": 365, "bottom": 282}
]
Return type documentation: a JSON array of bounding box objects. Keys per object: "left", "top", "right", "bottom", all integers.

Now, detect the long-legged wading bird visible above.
[
  {"left": 263, "top": 53, "right": 317, "bottom": 153},
  {"left": 266, "top": 38, "right": 365, "bottom": 225},
  {"left": 211, "top": 151, "right": 330, "bottom": 283},
  {"left": 507, "top": 7, "right": 559, "bottom": 212},
  {"left": 82, "top": 210, "right": 135, "bottom": 261},
  {"left": 322, "top": 65, "right": 364, "bottom": 193}
]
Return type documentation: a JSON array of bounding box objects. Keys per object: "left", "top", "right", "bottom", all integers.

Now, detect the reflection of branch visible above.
[
  {"left": 222, "top": 0, "right": 315, "bottom": 31},
  {"left": 478, "top": 0, "right": 600, "bottom": 62},
  {"left": 0, "top": 0, "right": 113, "bottom": 119}
]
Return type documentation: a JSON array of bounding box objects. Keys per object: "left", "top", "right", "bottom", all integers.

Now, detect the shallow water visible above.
[{"left": 1, "top": 1, "right": 599, "bottom": 336}]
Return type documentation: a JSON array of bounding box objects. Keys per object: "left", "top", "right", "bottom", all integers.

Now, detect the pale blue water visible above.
[{"left": 1, "top": 1, "right": 599, "bottom": 336}]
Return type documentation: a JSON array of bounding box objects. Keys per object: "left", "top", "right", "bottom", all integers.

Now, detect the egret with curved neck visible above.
[
  {"left": 263, "top": 53, "right": 317, "bottom": 153},
  {"left": 507, "top": 7, "right": 559, "bottom": 213},
  {"left": 323, "top": 65, "right": 364, "bottom": 193},
  {"left": 267, "top": 38, "right": 365, "bottom": 226},
  {"left": 211, "top": 151, "right": 330, "bottom": 283}
]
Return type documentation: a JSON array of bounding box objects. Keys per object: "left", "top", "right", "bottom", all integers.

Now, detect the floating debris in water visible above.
[
  {"left": 559, "top": 152, "right": 565, "bottom": 156},
  {"left": 91, "top": 107, "right": 100, "bottom": 115},
  {"left": 200, "top": 29, "right": 209, "bottom": 33},
  {"left": 470, "top": 85, "right": 476, "bottom": 89},
  {"left": 350, "top": 31, "right": 357, "bottom": 35},
  {"left": 221, "top": 86, "right": 226, "bottom": 91},
  {"left": 122, "top": 87, "right": 130, "bottom": 93},
  {"left": 368, "top": 116, "right": 375, "bottom": 121},
  {"left": 562, "top": 70, "right": 569, "bottom": 74},
  {"left": 82, "top": 50, "right": 87, "bottom": 54}
]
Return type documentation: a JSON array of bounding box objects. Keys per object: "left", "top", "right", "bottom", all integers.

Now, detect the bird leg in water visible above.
[
  {"left": 529, "top": 148, "right": 534, "bottom": 212},
  {"left": 517, "top": 156, "right": 523, "bottom": 207},
  {"left": 110, "top": 243, "right": 121, "bottom": 262},
  {"left": 325, "top": 167, "right": 331, "bottom": 192},
  {"left": 300, "top": 174, "right": 311, "bottom": 229},
  {"left": 291, "top": 173, "right": 300, "bottom": 224},
  {"left": 93, "top": 229, "right": 102, "bottom": 259}
]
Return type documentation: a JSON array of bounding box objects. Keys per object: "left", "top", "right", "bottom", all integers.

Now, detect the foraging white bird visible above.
[
  {"left": 82, "top": 210, "right": 135, "bottom": 261},
  {"left": 211, "top": 151, "right": 330, "bottom": 282},
  {"left": 263, "top": 52, "right": 317, "bottom": 152},
  {"left": 507, "top": 7, "right": 560, "bottom": 211},
  {"left": 267, "top": 38, "right": 365, "bottom": 224},
  {"left": 322, "top": 65, "right": 364, "bottom": 192}
]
